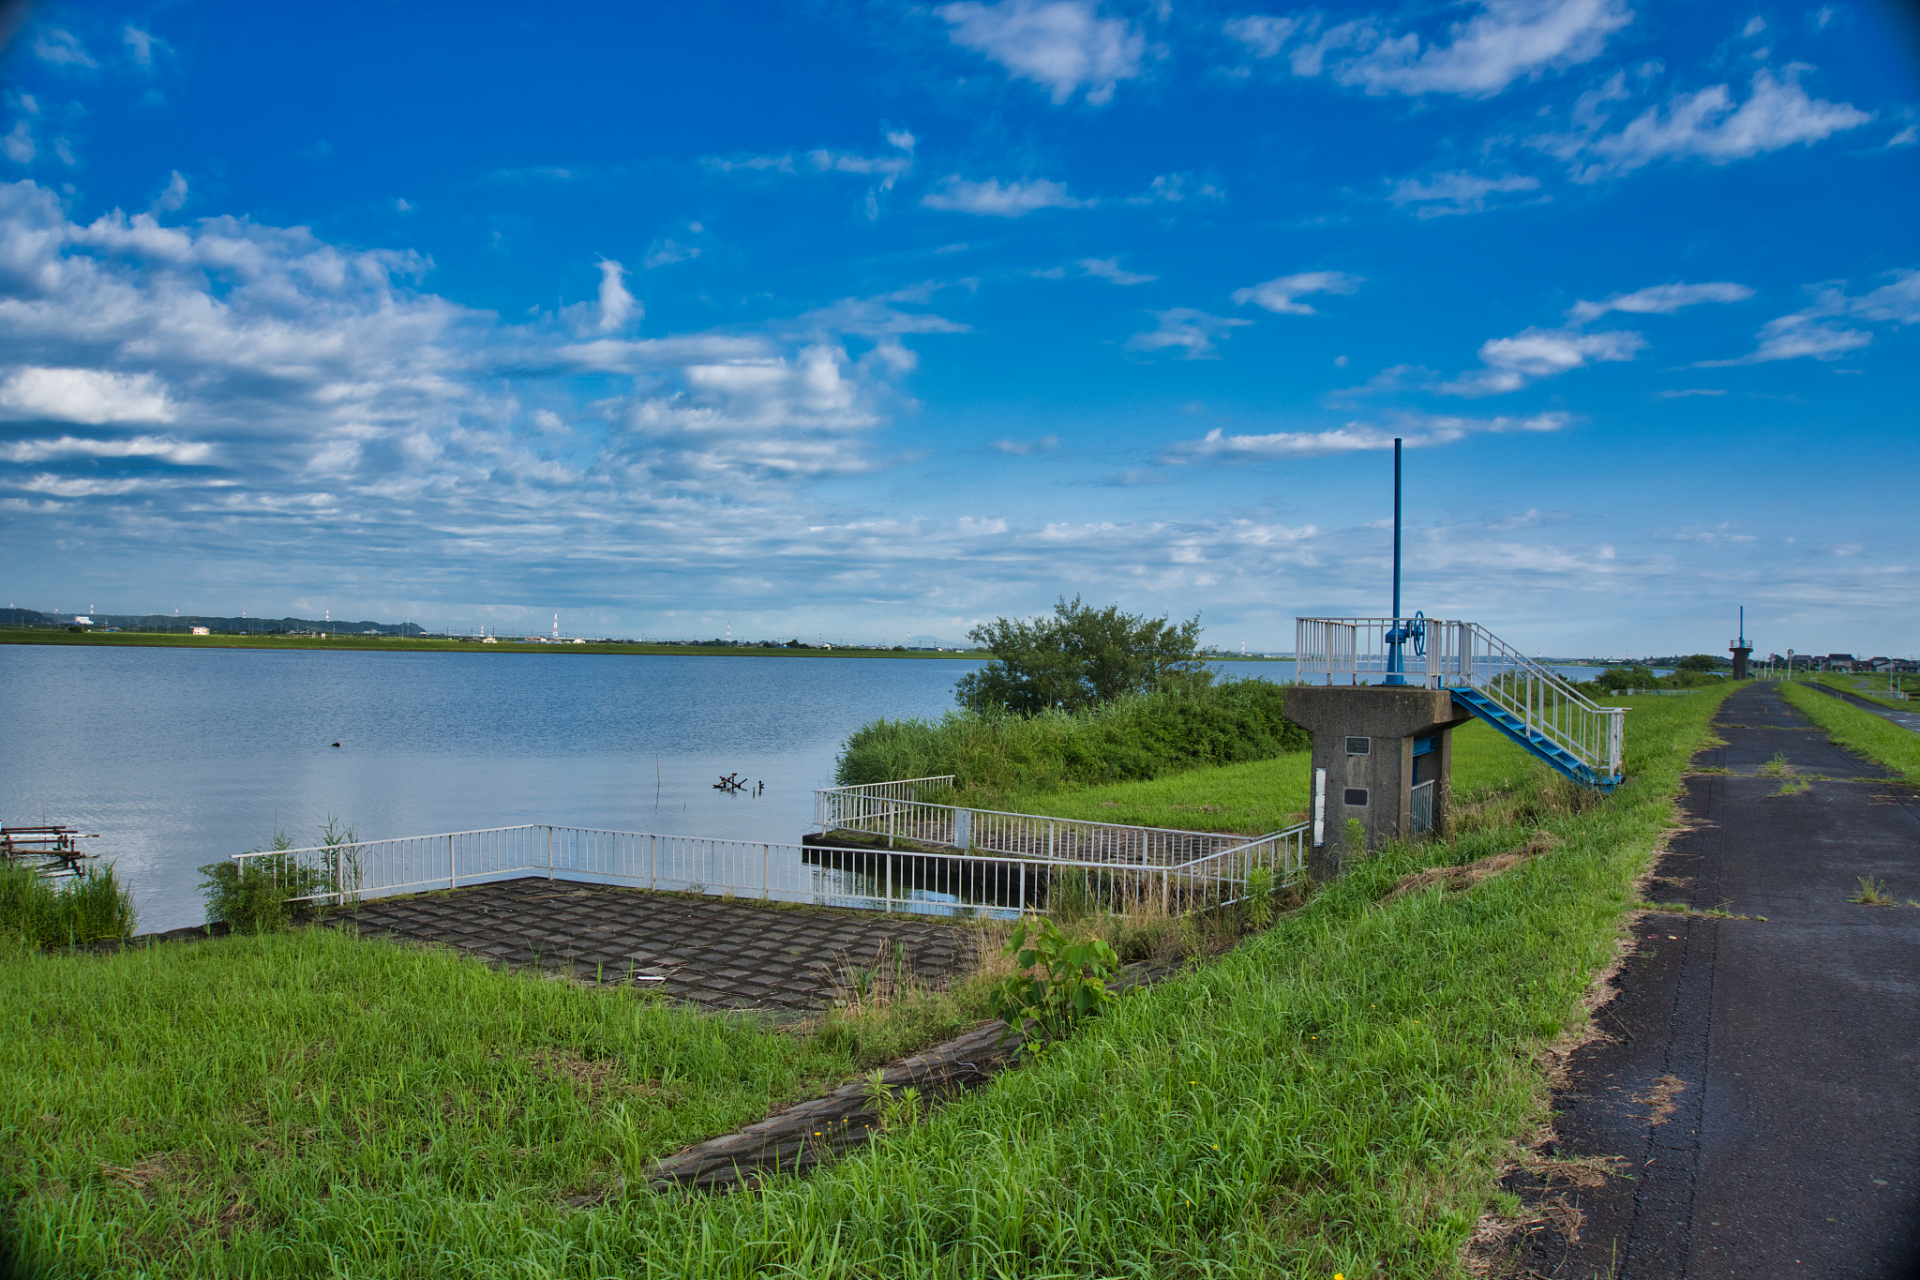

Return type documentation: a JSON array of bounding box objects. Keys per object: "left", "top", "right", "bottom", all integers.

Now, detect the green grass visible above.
[
  {"left": 996, "top": 717, "right": 1545, "bottom": 834},
  {"left": 2, "top": 689, "right": 1734, "bottom": 1277},
  {"left": 1811, "top": 673, "right": 1917, "bottom": 712},
  {"left": 0, "top": 862, "right": 137, "bottom": 948},
  {"left": 838, "top": 679, "right": 1309, "bottom": 796},
  {"left": 1780, "top": 680, "right": 1920, "bottom": 784}
]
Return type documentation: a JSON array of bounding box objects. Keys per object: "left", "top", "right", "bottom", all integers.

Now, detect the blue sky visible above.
[{"left": 0, "top": 0, "right": 1914, "bottom": 656}]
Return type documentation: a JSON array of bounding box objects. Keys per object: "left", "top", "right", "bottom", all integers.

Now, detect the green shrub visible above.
[
  {"left": 0, "top": 861, "right": 137, "bottom": 948},
  {"left": 198, "top": 829, "right": 337, "bottom": 934},
  {"left": 987, "top": 917, "right": 1120, "bottom": 1051},
  {"left": 836, "top": 677, "right": 1309, "bottom": 793}
]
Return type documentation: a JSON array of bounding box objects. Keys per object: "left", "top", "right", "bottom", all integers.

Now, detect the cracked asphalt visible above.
[{"left": 1504, "top": 682, "right": 1920, "bottom": 1279}]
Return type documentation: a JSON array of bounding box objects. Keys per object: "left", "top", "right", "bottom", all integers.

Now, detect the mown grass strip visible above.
[
  {"left": 1779, "top": 680, "right": 1920, "bottom": 783},
  {"left": 4, "top": 691, "right": 1732, "bottom": 1277}
]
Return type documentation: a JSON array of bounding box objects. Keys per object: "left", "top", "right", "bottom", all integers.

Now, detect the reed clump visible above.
[
  {"left": 0, "top": 860, "right": 137, "bottom": 948},
  {"left": 836, "top": 677, "right": 1309, "bottom": 795}
]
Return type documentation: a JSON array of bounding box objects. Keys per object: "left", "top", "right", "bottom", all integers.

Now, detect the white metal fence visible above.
[
  {"left": 815, "top": 778, "right": 1268, "bottom": 868},
  {"left": 231, "top": 817, "right": 1310, "bottom": 920},
  {"left": 1295, "top": 616, "right": 1626, "bottom": 784}
]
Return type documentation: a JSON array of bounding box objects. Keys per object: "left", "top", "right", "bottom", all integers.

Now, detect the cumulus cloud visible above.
[
  {"left": 1075, "top": 257, "right": 1156, "bottom": 285},
  {"left": 151, "top": 170, "right": 189, "bottom": 214},
  {"left": 1702, "top": 268, "right": 1919, "bottom": 365},
  {"left": 1, "top": 122, "right": 34, "bottom": 165},
  {"left": 990, "top": 435, "right": 1060, "bottom": 455},
  {"left": 1441, "top": 279, "right": 1751, "bottom": 394},
  {"left": 1227, "top": 0, "right": 1631, "bottom": 97},
  {"left": 1231, "top": 270, "right": 1362, "bottom": 315},
  {"left": 921, "top": 175, "right": 1091, "bottom": 216},
  {"left": 32, "top": 28, "right": 96, "bottom": 68},
  {"left": 0, "top": 175, "right": 961, "bottom": 563},
  {"left": 1388, "top": 171, "right": 1540, "bottom": 217},
  {"left": 0, "top": 368, "right": 175, "bottom": 423},
  {"left": 1543, "top": 67, "right": 1870, "bottom": 180},
  {"left": 124, "top": 26, "right": 169, "bottom": 67},
  {"left": 1441, "top": 328, "right": 1644, "bottom": 395},
  {"left": 1125, "top": 309, "right": 1252, "bottom": 359},
  {"left": 938, "top": 0, "right": 1146, "bottom": 105},
  {"left": 1127, "top": 173, "right": 1224, "bottom": 204},
  {"left": 1566, "top": 281, "right": 1753, "bottom": 322},
  {"left": 1155, "top": 411, "right": 1569, "bottom": 463}
]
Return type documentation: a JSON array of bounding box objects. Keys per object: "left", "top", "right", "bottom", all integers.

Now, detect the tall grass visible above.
[
  {"left": 836, "top": 677, "right": 1309, "bottom": 798},
  {"left": 0, "top": 861, "right": 136, "bottom": 948},
  {"left": 2, "top": 689, "right": 1735, "bottom": 1278},
  {"left": 1780, "top": 680, "right": 1920, "bottom": 783}
]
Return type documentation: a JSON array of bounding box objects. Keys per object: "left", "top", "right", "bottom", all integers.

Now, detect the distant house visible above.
[
  {"left": 1824, "top": 654, "right": 1857, "bottom": 672},
  {"left": 191, "top": 626, "right": 211, "bottom": 636},
  {"left": 481, "top": 635, "right": 498, "bottom": 644}
]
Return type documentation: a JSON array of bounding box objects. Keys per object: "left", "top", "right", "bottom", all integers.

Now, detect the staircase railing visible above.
[{"left": 1295, "top": 617, "right": 1626, "bottom": 785}]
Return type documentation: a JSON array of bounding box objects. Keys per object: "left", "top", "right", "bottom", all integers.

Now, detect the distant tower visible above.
[
  {"left": 1729, "top": 606, "right": 1752, "bottom": 680},
  {"left": 726, "top": 623, "right": 732, "bottom": 644},
  {"left": 552, "top": 611, "right": 560, "bottom": 642}
]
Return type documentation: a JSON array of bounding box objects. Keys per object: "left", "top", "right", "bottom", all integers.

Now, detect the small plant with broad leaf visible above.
[
  {"left": 1243, "top": 864, "right": 1276, "bottom": 930},
  {"left": 987, "top": 917, "right": 1120, "bottom": 1051}
]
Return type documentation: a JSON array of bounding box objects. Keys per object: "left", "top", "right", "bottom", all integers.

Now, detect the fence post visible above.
[
  {"left": 763, "top": 844, "right": 770, "bottom": 901},
  {"left": 448, "top": 834, "right": 457, "bottom": 890},
  {"left": 547, "top": 826, "right": 554, "bottom": 881}
]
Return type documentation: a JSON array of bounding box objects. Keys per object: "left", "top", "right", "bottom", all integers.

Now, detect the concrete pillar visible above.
[{"left": 1283, "top": 685, "right": 1475, "bottom": 875}]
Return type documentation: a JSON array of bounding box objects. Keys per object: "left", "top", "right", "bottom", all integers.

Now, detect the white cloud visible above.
[
  {"left": 1389, "top": 171, "right": 1540, "bottom": 217},
  {"left": 1702, "top": 269, "right": 1919, "bottom": 365},
  {"left": 593, "top": 258, "right": 637, "bottom": 332},
  {"left": 0, "top": 433, "right": 210, "bottom": 464},
  {"left": 1229, "top": 0, "right": 1631, "bottom": 98},
  {"left": 1441, "top": 328, "right": 1645, "bottom": 395},
  {"left": 938, "top": 0, "right": 1146, "bottom": 105},
  {"left": 643, "top": 239, "right": 700, "bottom": 269},
  {"left": 33, "top": 29, "right": 97, "bottom": 69},
  {"left": 1655, "top": 387, "right": 1726, "bottom": 398},
  {"left": 1125, "top": 309, "right": 1252, "bottom": 359},
  {"left": 124, "top": 26, "right": 168, "bottom": 67},
  {"left": 1889, "top": 125, "right": 1918, "bottom": 149},
  {"left": 990, "top": 435, "right": 1060, "bottom": 455},
  {"left": 1564, "top": 68, "right": 1869, "bottom": 180},
  {"left": 1155, "top": 411, "right": 1569, "bottom": 464},
  {"left": 1230, "top": 270, "right": 1362, "bottom": 315},
  {"left": 1566, "top": 281, "right": 1752, "bottom": 322},
  {"left": 151, "top": 170, "right": 189, "bottom": 214},
  {"left": 1127, "top": 173, "right": 1224, "bottom": 204},
  {"left": 0, "top": 368, "right": 175, "bottom": 423},
  {"left": 1076, "top": 257, "right": 1156, "bottom": 285},
  {"left": 1, "top": 122, "right": 34, "bottom": 165},
  {"left": 921, "top": 175, "right": 1091, "bottom": 216}
]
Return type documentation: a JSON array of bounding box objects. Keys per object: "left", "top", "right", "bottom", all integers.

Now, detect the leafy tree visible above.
[{"left": 954, "top": 596, "right": 1205, "bottom": 715}]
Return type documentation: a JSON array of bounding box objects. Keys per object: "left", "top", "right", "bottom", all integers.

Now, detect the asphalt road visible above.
[
  {"left": 1802, "top": 678, "right": 1920, "bottom": 735},
  {"left": 1504, "top": 682, "right": 1920, "bottom": 1279}
]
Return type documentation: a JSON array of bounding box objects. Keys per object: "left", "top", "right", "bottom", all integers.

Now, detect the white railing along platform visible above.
[{"left": 231, "top": 817, "right": 1308, "bottom": 921}]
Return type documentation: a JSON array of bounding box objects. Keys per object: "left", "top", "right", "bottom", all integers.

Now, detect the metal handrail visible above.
[
  {"left": 229, "top": 816, "right": 1309, "bottom": 920},
  {"left": 1295, "top": 616, "right": 1626, "bottom": 784}
]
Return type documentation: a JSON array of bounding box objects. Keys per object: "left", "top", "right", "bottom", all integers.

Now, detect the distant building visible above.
[
  {"left": 1824, "top": 653, "right": 1857, "bottom": 672},
  {"left": 481, "top": 635, "right": 498, "bottom": 644},
  {"left": 191, "top": 626, "right": 211, "bottom": 636}
]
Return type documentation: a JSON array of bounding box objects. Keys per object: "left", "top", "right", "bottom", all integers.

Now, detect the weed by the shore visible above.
[{"left": 0, "top": 860, "right": 137, "bottom": 948}]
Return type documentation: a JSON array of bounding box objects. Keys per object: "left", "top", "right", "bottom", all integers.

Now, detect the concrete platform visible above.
[{"left": 340, "top": 877, "right": 978, "bottom": 1012}]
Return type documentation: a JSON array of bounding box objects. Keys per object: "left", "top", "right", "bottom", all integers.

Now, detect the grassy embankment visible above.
[
  {"left": 1809, "top": 672, "right": 1918, "bottom": 712},
  {"left": 1780, "top": 679, "right": 1920, "bottom": 784},
  {"left": 3, "top": 688, "right": 1732, "bottom": 1277}
]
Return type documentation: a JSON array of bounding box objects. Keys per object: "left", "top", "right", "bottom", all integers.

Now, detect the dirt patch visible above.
[
  {"left": 1379, "top": 831, "right": 1559, "bottom": 904},
  {"left": 1636, "top": 1073, "right": 1684, "bottom": 1125}
]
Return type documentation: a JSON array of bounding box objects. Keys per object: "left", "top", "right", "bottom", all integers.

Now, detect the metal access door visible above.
[{"left": 1410, "top": 781, "right": 1434, "bottom": 836}]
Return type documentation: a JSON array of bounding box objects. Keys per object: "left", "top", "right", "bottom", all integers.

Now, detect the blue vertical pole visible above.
[{"left": 1386, "top": 438, "right": 1405, "bottom": 684}]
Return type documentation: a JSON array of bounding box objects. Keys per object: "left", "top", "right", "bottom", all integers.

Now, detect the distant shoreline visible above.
[{"left": 0, "top": 628, "right": 1298, "bottom": 661}]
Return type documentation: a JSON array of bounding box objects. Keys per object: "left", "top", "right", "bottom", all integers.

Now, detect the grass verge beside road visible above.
[
  {"left": 4, "top": 688, "right": 1732, "bottom": 1277},
  {"left": 1780, "top": 680, "right": 1920, "bottom": 783}
]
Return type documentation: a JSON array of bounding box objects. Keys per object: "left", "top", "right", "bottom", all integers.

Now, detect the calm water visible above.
[
  {"left": 0, "top": 647, "right": 992, "bottom": 932},
  {"left": 0, "top": 647, "right": 1609, "bottom": 932}
]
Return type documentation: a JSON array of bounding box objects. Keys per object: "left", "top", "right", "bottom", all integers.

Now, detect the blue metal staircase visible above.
[
  {"left": 1446, "top": 685, "right": 1619, "bottom": 790},
  {"left": 1296, "top": 616, "right": 1627, "bottom": 790}
]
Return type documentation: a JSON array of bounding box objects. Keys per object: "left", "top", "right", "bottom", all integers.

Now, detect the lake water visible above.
[{"left": 0, "top": 647, "right": 1609, "bottom": 932}]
